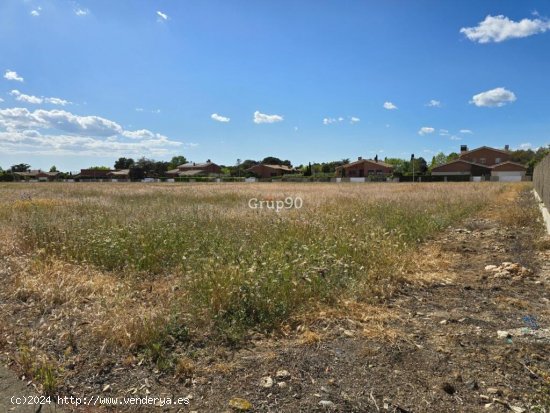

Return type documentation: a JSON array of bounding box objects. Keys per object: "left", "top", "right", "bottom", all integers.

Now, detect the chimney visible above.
[
  {"left": 460, "top": 145, "right": 468, "bottom": 153},
  {"left": 504, "top": 144, "right": 509, "bottom": 151},
  {"left": 207, "top": 159, "right": 211, "bottom": 163},
  {"left": 358, "top": 156, "right": 362, "bottom": 161}
]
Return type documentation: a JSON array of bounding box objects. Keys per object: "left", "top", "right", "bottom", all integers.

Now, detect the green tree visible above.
[
  {"left": 136, "top": 157, "right": 169, "bottom": 177},
  {"left": 260, "top": 157, "right": 292, "bottom": 167},
  {"left": 114, "top": 157, "right": 135, "bottom": 169},
  {"left": 240, "top": 159, "right": 259, "bottom": 170},
  {"left": 11, "top": 163, "right": 31, "bottom": 172},
  {"left": 447, "top": 152, "right": 459, "bottom": 162},
  {"left": 167, "top": 156, "right": 187, "bottom": 170},
  {"left": 384, "top": 158, "right": 410, "bottom": 175},
  {"left": 49, "top": 165, "right": 58, "bottom": 172},
  {"left": 430, "top": 152, "right": 447, "bottom": 169}
]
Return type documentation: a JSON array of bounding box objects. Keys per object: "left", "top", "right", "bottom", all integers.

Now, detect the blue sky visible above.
[{"left": 1, "top": 0, "right": 550, "bottom": 171}]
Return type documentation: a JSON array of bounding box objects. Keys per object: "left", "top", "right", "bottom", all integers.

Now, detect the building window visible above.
[
  {"left": 480, "top": 158, "right": 486, "bottom": 164},
  {"left": 495, "top": 157, "right": 501, "bottom": 164}
]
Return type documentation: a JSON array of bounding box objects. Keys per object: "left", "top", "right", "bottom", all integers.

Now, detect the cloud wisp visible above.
[
  {"left": 157, "top": 11, "right": 169, "bottom": 21},
  {"left": 383, "top": 101, "right": 398, "bottom": 110},
  {"left": 254, "top": 111, "right": 283, "bottom": 124},
  {"left": 425, "top": 99, "right": 441, "bottom": 107},
  {"left": 211, "top": 113, "right": 230, "bottom": 123},
  {"left": 418, "top": 127, "right": 435, "bottom": 136},
  {"left": 4, "top": 70, "right": 24, "bottom": 82},
  {"left": 10, "top": 90, "right": 71, "bottom": 106}
]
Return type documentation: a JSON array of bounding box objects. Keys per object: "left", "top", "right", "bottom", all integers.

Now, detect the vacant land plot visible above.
[{"left": 0, "top": 182, "right": 548, "bottom": 412}]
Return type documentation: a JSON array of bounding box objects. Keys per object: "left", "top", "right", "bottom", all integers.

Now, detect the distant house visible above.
[
  {"left": 246, "top": 164, "right": 296, "bottom": 179},
  {"left": 74, "top": 169, "right": 115, "bottom": 181},
  {"left": 432, "top": 145, "right": 527, "bottom": 182},
  {"left": 13, "top": 170, "right": 61, "bottom": 182},
  {"left": 166, "top": 160, "right": 222, "bottom": 177},
  {"left": 335, "top": 157, "right": 394, "bottom": 178}
]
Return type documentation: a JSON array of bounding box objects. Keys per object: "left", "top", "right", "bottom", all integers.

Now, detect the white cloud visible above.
[
  {"left": 350, "top": 116, "right": 360, "bottom": 124},
  {"left": 254, "top": 110, "right": 283, "bottom": 124},
  {"left": 4, "top": 70, "right": 24, "bottom": 82},
  {"left": 157, "top": 11, "right": 168, "bottom": 21},
  {"left": 135, "top": 108, "right": 144, "bottom": 112},
  {"left": 460, "top": 15, "right": 550, "bottom": 43},
  {"left": 426, "top": 99, "right": 441, "bottom": 107},
  {"left": 10, "top": 90, "right": 42, "bottom": 104},
  {"left": 418, "top": 127, "right": 435, "bottom": 136},
  {"left": 211, "top": 113, "right": 230, "bottom": 123},
  {"left": 0, "top": 107, "right": 182, "bottom": 156},
  {"left": 31, "top": 7, "right": 41, "bottom": 16},
  {"left": 151, "top": 109, "right": 161, "bottom": 114},
  {"left": 294, "top": 126, "right": 298, "bottom": 132},
  {"left": 459, "top": 129, "right": 473, "bottom": 134},
  {"left": 519, "top": 142, "right": 532, "bottom": 150},
  {"left": 439, "top": 129, "right": 449, "bottom": 136},
  {"left": 470, "top": 87, "right": 516, "bottom": 107},
  {"left": 450, "top": 135, "right": 462, "bottom": 141},
  {"left": 10, "top": 90, "right": 71, "bottom": 106},
  {"left": 383, "top": 101, "right": 398, "bottom": 110},
  {"left": 74, "top": 8, "right": 89, "bottom": 16},
  {"left": 0, "top": 98, "right": 3, "bottom": 102}
]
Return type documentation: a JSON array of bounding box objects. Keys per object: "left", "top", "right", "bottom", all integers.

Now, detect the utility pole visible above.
[{"left": 411, "top": 153, "right": 415, "bottom": 183}]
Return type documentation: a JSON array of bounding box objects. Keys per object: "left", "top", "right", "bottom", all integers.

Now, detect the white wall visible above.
[
  {"left": 491, "top": 171, "right": 525, "bottom": 178},
  {"left": 431, "top": 172, "right": 470, "bottom": 176}
]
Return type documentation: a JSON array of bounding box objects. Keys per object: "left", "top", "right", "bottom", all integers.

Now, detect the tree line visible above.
[{"left": 1, "top": 146, "right": 548, "bottom": 180}]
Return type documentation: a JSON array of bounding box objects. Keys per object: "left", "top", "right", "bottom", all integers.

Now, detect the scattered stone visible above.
[
  {"left": 276, "top": 370, "right": 291, "bottom": 380},
  {"left": 441, "top": 382, "right": 456, "bottom": 395},
  {"left": 102, "top": 384, "right": 111, "bottom": 392},
  {"left": 486, "top": 387, "right": 501, "bottom": 395},
  {"left": 494, "top": 270, "right": 510, "bottom": 278},
  {"left": 277, "top": 382, "right": 287, "bottom": 389},
  {"left": 319, "top": 400, "right": 335, "bottom": 408},
  {"left": 343, "top": 330, "right": 355, "bottom": 337},
  {"left": 488, "top": 262, "right": 532, "bottom": 278},
  {"left": 228, "top": 397, "right": 252, "bottom": 411},
  {"left": 259, "top": 376, "right": 273, "bottom": 388},
  {"left": 510, "top": 406, "right": 526, "bottom": 413},
  {"left": 497, "top": 331, "right": 511, "bottom": 339}
]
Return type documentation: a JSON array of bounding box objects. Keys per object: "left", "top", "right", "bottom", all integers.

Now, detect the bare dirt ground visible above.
[{"left": 1, "top": 186, "right": 549, "bottom": 412}]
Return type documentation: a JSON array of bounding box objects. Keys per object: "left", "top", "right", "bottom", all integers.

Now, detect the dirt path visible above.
[{"left": 0, "top": 364, "right": 61, "bottom": 412}]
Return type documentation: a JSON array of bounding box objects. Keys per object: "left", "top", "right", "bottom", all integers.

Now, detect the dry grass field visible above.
[{"left": 1, "top": 182, "right": 548, "bottom": 412}]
